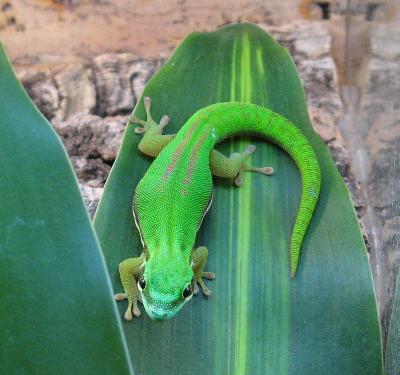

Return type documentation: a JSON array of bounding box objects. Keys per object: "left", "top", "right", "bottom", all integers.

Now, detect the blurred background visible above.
[{"left": 1, "top": 0, "right": 399, "bottom": 348}]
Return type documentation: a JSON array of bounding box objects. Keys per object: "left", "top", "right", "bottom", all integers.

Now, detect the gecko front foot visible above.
[
  {"left": 115, "top": 293, "right": 142, "bottom": 320},
  {"left": 193, "top": 270, "right": 215, "bottom": 296},
  {"left": 115, "top": 254, "right": 146, "bottom": 321},
  {"left": 191, "top": 246, "right": 215, "bottom": 297}
]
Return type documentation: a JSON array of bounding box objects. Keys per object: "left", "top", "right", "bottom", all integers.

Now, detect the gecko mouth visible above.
[
  {"left": 147, "top": 308, "right": 170, "bottom": 320},
  {"left": 143, "top": 298, "right": 186, "bottom": 320}
]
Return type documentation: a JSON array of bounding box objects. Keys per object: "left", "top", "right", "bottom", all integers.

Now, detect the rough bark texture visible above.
[
  {"left": 0, "top": 0, "right": 295, "bottom": 61},
  {"left": 362, "top": 22, "right": 400, "bottom": 335}
]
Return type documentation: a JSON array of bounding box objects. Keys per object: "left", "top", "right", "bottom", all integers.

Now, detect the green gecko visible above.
[{"left": 115, "top": 97, "right": 321, "bottom": 321}]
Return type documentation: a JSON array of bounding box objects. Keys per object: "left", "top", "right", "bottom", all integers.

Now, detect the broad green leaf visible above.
[
  {"left": 385, "top": 273, "right": 400, "bottom": 374},
  {"left": 94, "top": 24, "right": 382, "bottom": 375},
  {"left": 0, "top": 44, "right": 132, "bottom": 374}
]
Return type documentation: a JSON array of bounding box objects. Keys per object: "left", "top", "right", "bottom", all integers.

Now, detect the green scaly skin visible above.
[{"left": 115, "top": 97, "right": 321, "bottom": 321}]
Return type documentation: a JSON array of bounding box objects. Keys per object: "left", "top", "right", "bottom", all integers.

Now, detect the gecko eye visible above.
[
  {"left": 182, "top": 284, "right": 193, "bottom": 299},
  {"left": 138, "top": 276, "right": 146, "bottom": 290}
]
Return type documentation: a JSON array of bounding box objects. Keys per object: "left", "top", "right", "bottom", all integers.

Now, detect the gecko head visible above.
[{"left": 138, "top": 256, "right": 194, "bottom": 320}]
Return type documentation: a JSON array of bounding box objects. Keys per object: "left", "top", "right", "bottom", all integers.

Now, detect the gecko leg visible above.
[
  {"left": 129, "top": 96, "right": 175, "bottom": 157},
  {"left": 210, "top": 144, "right": 274, "bottom": 187},
  {"left": 131, "top": 98, "right": 272, "bottom": 184},
  {"left": 191, "top": 246, "right": 215, "bottom": 297},
  {"left": 115, "top": 253, "right": 146, "bottom": 321}
]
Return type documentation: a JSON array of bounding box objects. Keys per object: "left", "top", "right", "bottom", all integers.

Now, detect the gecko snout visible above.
[{"left": 147, "top": 308, "right": 169, "bottom": 320}]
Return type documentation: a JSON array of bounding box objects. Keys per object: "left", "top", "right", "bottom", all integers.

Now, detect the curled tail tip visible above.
[{"left": 290, "top": 261, "right": 298, "bottom": 278}]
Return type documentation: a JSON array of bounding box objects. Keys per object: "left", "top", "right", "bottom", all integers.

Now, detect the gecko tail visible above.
[
  {"left": 254, "top": 107, "right": 321, "bottom": 278},
  {"left": 193, "top": 103, "right": 321, "bottom": 277}
]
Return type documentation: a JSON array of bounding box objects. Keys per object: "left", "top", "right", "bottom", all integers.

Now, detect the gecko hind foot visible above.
[{"left": 234, "top": 144, "right": 274, "bottom": 187}]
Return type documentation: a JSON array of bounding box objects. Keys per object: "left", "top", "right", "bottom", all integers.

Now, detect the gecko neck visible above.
[{"left": 146, "top": 236, "right": 194, "bottom": 263}]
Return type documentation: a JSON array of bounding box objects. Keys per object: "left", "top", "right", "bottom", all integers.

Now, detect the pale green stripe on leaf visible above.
[{"left": 234, "top": 32, "right": 253, "bottom": 375}]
